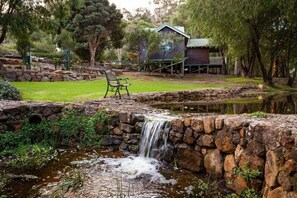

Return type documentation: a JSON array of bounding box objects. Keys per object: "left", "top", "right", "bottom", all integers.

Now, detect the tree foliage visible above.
[
  {"left": 153, "top": 0, "right": 185, "bottom": 25},
  {"left": 124, "top": 20, "right": 161, "bottom": 64},
  {"left": 70, "top": 0, "right": 124, "bottom": 66},
  {"left": 188, "top": 0, "right": 297, "bottom": 86},
  {"left": 169, "top": 3, "right": 200, "bottom": 38}
]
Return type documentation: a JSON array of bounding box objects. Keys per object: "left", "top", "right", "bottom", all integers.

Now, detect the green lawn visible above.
[{"left": 12, "top": 75, "right": 232, "bottom": 102}]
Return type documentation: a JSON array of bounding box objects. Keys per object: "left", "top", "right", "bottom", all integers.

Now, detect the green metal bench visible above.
[{"left": 103, "top": 70, "right": 130, "bottom": 99}]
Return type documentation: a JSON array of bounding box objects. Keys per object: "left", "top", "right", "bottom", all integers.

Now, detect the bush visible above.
[
  {"left": 0, "top": 80, "right": 22, "bottom": 100},
  {"left": 6, "top": 144, "right": 57, "bottom": 171},
  {"left": 0, "top": 110, "right": 110, "bottom": 156},
  {"left": 248, "top": 111, "right": 267, "bottom": 118}
]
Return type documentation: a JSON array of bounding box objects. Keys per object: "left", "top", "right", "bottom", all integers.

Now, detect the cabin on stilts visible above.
[{"left": 141, "top": 24, "right": 225, "bottom": 77}]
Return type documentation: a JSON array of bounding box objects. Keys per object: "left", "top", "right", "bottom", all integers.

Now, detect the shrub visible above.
[
  {"left": 0, "top": 80, "right": 22, "bottom": 100},
  {"left": 0, "top": 170, "right": 10, "bottom": 192},
  {"left": 59, "top": 171, "right": 84, "bottom": 192},
  {"left": 6, "top": 144, "right": 57, "bottom": 171},
  {"left": 0, "top": 110, "right": 110, "bottom": 156},
  {"left": 248, "top": 111, "right": 267, "bottom": 118}
]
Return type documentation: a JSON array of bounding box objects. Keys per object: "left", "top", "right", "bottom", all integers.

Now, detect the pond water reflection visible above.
[{"left": 151, "top": 94, "right": 297, "bottom": 115}]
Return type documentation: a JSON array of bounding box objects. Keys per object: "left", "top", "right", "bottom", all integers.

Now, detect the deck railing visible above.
[
  {"left": 185, "top": 57, "right": 224, "bottom": 65},
  {"left": 209, "top": 57, "right": 223, "bottom": 65}
]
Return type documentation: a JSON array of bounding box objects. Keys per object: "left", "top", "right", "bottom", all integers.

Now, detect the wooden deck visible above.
[
  {"left": 185, "top": 64, "right": 223, "bottom": 74},
  {"left": 144, "top": 57, "right": 224, "bottom": 76}
]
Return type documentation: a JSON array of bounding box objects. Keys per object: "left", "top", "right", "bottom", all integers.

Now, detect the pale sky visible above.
[{"left": 108, "top": 0, "right": 155, "bottom": 13}]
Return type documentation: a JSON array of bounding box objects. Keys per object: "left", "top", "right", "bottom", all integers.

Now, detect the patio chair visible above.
[{"left": 103, "top": 70, "right": 130, "bottom": 99}]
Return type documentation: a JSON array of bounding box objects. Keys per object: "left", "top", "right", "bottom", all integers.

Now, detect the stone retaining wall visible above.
[
  {"left": 109, "top": 111, "right": 297, "bottom": 197},
  {"left": 2, "top": 69, "right": 100, "bottom": 82},
  {"left": 168, "top": 116, "right": 297, "bottom": 197},
  {"left": 0, "top": 101, "right": 296, "bottom": 197},
  {"left": 133, "top": 86, "right": 262, "bottom": 103}
]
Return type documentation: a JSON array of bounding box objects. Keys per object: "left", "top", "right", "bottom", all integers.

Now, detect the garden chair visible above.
[{"left": 103, "top": 70, "right": 130, "bottom": 99}]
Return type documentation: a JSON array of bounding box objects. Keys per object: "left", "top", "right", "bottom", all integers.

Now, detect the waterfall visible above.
[
  {"left": 139, "top": 117, "right": 171, "bottom": 159},
  {"left": 100, "top": 114, "right": 177, "bottom": 185}
]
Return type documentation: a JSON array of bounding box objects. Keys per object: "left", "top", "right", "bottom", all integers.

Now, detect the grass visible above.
[
  {"left": 12, "top": 74, "right": 232, "bottom": 102},
  {"left": 223, "top": 76, "right": 263, "bottom": 85},
  {"left": 0, "top": 43, "right": 18, "bottom": 54}
]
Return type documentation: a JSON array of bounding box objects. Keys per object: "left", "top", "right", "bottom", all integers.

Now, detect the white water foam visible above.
[{"left": 102, "top": 113, "right": 177, "bottom": 185}]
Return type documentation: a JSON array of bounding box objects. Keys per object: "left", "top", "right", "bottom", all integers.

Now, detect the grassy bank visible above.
[{"left": 13, "top": 74, "right": 234, "bottom": 102}]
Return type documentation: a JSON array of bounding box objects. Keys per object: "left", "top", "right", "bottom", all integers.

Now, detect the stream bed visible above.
[
  {"left": 3, "top": 148, "right": 225, "bottom": 198},
  {"left": 2, "top": 116, "right": 228, "bottom": 198}
]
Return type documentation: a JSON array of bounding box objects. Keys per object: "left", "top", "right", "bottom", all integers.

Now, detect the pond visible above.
[{"left": 151, "top": 94, "right": 297, "bottom": 115}]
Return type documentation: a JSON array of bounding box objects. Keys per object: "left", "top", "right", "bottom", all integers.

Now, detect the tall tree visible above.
[
  {"left": 0, "top": 0, "right": 36, "bottom": 44},
  {"left": 125, "top": 20, "right": 160, "bottom": 64},
  {"left": 153, "top": 0, "right": 185, "bottom": 25},
  {"left": 169, "top": 3, "right": 200, "bottom": 38},
  {"left": 188, "top": 0, "right": 297, "bottom": 85},
  {"left": 71, "top": 0, "right": 124, "bottom": 66}
]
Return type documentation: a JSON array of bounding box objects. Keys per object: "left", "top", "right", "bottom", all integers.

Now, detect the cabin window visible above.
[{"left": 160, "top": 41, "right": 173, "bottom": 51}]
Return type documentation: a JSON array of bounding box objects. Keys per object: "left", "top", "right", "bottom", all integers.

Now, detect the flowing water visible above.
[
  {"left": 2, "top": 114, "right": 226, "bottom": 197},
  {"left": 139, "top": 116, "right": 171, "bottom": 159}
]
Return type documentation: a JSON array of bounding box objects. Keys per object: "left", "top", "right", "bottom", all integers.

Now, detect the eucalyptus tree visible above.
[
  {"left": 0, "top": 0, "right": 37, "bottom": 44},
  {"left": 70, "top": 0, "right": 124, "bottom": 66},
  {"left": 153, "top": 0, "right": 185, "bottom": 25},
  {"left": 124, "top": 20, "right": 161, "bottom": 64},
  {"left": 188, "top": 0, "right": 297, "bottom": 85},
  {"left": 169, "top": 3, "right": 200, "bottom": 38}
]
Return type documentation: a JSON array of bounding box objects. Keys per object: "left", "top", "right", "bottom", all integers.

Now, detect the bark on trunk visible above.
[
  {"left": 0, "top": 28, "right": 7, "bottom": 44},
  {"left": 287, "top": 65, "right": 297, "bottom": 87},
  {"left": 89, "top": 42, "right": 97, "bottom": 67},
  {"left": 220, "top": 49, "right": 227, "bottom": 74},
  {"left": 251, "top": 28, "right": 273, "bottom": 85},
  {"left": 248, "top": 20, "right": 273, "bottom": 85},
  {"left": 286, "top": 30, "right": 295, "bottom": 87}
]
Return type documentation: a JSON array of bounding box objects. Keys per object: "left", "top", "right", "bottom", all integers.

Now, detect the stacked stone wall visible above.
[
  {"left": 133, "top": 86, "right": 262, "bottom": 103},
  {"left": 168, "top": 116, "right": 297, "bottom": 197},
  {"left": 2, "top": 69, "right": 99, "bottom": 82},
  {"left": 1, "top": 101, "right": 296, "bottom": 197}
]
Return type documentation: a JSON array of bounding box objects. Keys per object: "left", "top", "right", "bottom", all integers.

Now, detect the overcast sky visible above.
[{"left": 108, "top": 0, "right": 155, "bottom": 13}]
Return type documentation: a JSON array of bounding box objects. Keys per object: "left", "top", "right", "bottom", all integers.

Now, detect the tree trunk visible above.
[
  {"left": 287, "top": 65, "right": 297, "bottom": 87},
  {"left": 252, "top": 31, "right": 272, "bottom": 85},
  {"left": 234, "top": 58, "right": 239, "bottom": 76},
  {"left": 220, "top": 49, "right": 227, "bottom": 74},
  {"left": 0, "top": 27, "right": 7, "bottom": 44},
  {"left": 286, "top": 29, "right": 294, "bottom": 87},
  {"left": 89, "top": 43, "right": 97, "bottom": 67},
  {"left": 248, "top": 21, "right": 273, "bottom": 85}
]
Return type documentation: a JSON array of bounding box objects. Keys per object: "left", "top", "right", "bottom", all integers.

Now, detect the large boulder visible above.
[
  {"left": 224, "top": 154, "right": 237, "bottom": 172},
  {"left": 171, "top": 119, "right": 184, "bottom": 133},
  {"left": 246, "top": 140, "right": 266, "bottom": 157},
  {"left": 41, "top": 76, "right": 50, "bottom": 82},
  {"left": 265, "top": 150, "right": 284, "bottom": 188},
  {"left": 191, "top": 118, "right": 204, "bottom": 132},
  {"left": 169, "top": 129, "right": 183, "bottom": 144},
  {"left": 204, "top": 149, "right": 223, "bottom": 179},
  {"left": 197, "top": 134, "right": 215, "bottom": 147},
  {"left": 183, "top": 127, "right": 196, "bottom": 144},
  {"left": 215, "top": 129, "right": 236, "bottom": 153},
  {"left": 6, "top": 70, "right": 17, "bottom": 81},
  {"left": 203, "top": 117, "right": 215, "bottom": 133},
  {"left": 176, "top": 147, "right": 203, "bottom": 172},
  {"left": 267, "top": 187, "right": 287, "bottom": 198},
  {"left": 225, "top": 172, "right": 248, "bottom": 194}
]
